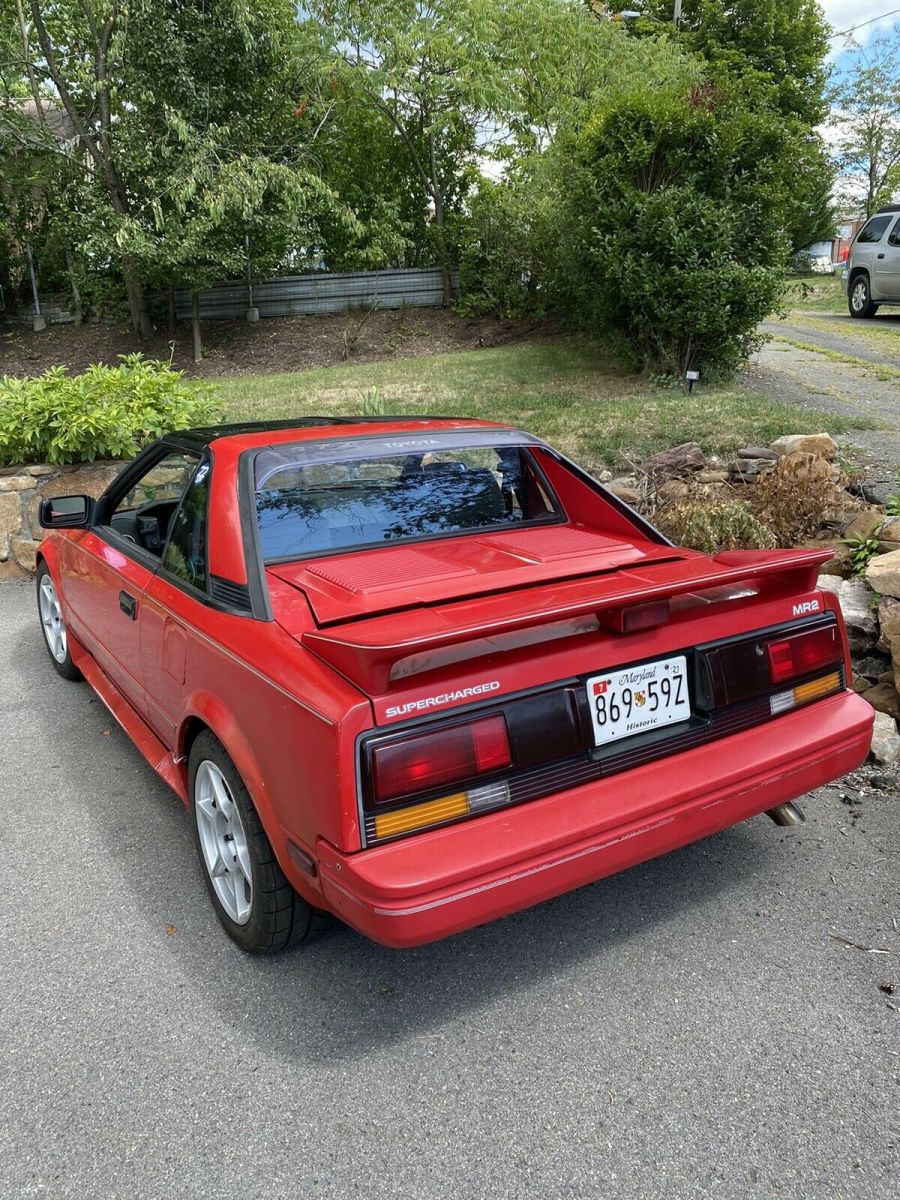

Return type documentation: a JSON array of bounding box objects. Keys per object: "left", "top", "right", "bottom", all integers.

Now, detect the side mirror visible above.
[{"left": 38, "top": 495, "right": 95, "bottom": 530}]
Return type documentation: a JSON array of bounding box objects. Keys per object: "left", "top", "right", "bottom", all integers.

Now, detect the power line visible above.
[{"left": 828, "top": 8, "right": 900, "bottom": 38}]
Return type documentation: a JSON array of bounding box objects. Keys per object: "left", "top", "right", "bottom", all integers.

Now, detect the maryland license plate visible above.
[{"left": 586, "top": 655, "right": 691, "bottom": 747}]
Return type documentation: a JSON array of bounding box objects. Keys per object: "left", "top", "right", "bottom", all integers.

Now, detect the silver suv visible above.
[{"left": 843, "top": 204, "right": 900, "bottom": 318}]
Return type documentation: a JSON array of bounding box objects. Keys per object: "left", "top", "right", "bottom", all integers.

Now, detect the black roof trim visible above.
[
  {"left": 172, "top": 416, "right": 476, "bottom": 450},
  {"left": 876, "top": 204, "right": 900, "bottom": 214}
]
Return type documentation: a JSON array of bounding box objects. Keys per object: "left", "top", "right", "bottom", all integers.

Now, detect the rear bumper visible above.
[{"left": 317, "top": 692, "right": 873, "bottom": 948}]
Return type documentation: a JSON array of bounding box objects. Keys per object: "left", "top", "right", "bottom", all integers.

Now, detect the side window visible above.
[
  {"left": 856, "top": 215, "right": 891, "bottom": 244},
  {"left": 162, "top": 460, "right": 210, "bottom": 592},
  {"left": 104, "top": 451, "right": 198, "bottom": 557},
  {"left": 889, "top": 219, "right": 900, "bottom": 247}
]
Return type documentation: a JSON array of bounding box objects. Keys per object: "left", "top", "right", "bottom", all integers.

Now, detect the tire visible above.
[
  {"left": 848, "top": 273, "right": 879, "bottom": 319},
  {"left": 36, "top": 562, "right": 82, "bottom": 681},
  {"left": 188, "top": 731, "right": 312, "bottom": 954}
]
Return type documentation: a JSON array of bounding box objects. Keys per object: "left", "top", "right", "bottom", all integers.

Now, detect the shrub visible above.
[
  {"left": 0, "top": 355, "right": 221, "bottom": 467},
  {"left": 655, "top": 498, "right": 777, "bottom": 555},
  {"left": 543, "top": 80, "right": 800, "bottom": 374},
  {"left": 750, "top": 452, "right": 846, "bottom": 546},
  {"left": 456, "top": 179, "right": 543, "bottom": 319}
]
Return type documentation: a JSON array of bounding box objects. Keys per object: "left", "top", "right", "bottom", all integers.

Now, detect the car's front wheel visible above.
[
  {"left": 188, "top": 731, "right": 312, "bottom": 954},
  {"left": 36, "top": 562, "right": 82, "bottom": 681},
  {"left": 848, "top": 273, "right": 879, "bottom": 319}
]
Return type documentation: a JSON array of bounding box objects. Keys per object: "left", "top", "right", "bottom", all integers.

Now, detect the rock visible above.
[
  {"left": 737, "top": 447, "right": 779, "bottom": 461},
  {"left": 0, "top": 492, "right": 22, "bottom": 560},
  {"left": 843, "top": 510, "right": 884, "bottom": 541},
  {"left": 855, "top": 655, "right": 890, "bottom": 681},
  {"left": 816, "top": 573, "right": 842, "bottom": 597},
  {"left": 697, "top": 470, "right": 730, "bottom": 484},
  {"left": 880, "top": 518, "right": 900, "bottom": 542},
  {"left": 877, "top": 597, "right": 900, "bottom": 654},
  {"left": 879, "top": 670, "right": 896, "bottom": 685},
  {"left": 642, "top": 442, "right": 706, "bottom": 477},
  {"left": 808, "top": 539, "right": 851, "bottom": 576},
  {"left": 848, "top": 629, "right": 873, "bottom": 656},
  {"left": 770, "top": 433, "right": 838, "bottom": 460},
  {"left": 658, "top": 479, "right": 691, "bottom": 502},
  {"left": 607, "top": 479, "right": 640, "bottom": 505},
  {"left": 865, "top": 550, "right": 900, "bottom": 599},
  {"left": 869, "top": 710, "right": 900, "bottom": 765},
  {"left": 9, "top": 536, "right": 40, "bottom": 573},
  {"left": 862, "top": 682, "right": 900, "bottom": 719},
  {"left": 0, "top": 558, "right": 25, "bottom": 581},
  {"left": 24, "top": 464, "right": 56, "bottom": 477},
  {"left": 852, "top": 675, "right": 872, "bottom": 694},
  {"left": 0, "top": 475, "right": 34, "bottom": 493},
  {"left": 824, "top": 577, "right": 877, "bottom": 637},
  {"left": 893, "top": 638, "right": 900, "bottom": 696},
  {"left": 877, "top": 540, "right": 900, "bottom": 555}
]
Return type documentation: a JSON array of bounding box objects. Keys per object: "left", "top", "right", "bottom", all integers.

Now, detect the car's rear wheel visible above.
[
  {"left": 848, "top": 273, "right": 878, "bottom": 318},
  {"left": 36, "top": 563, "right": 82, "bottom": 681},
  {"left": 188, "top": 731, "right": 312, "bottom": 954}
]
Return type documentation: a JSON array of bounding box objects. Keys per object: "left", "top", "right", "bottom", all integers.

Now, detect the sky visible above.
[{"left": 820, "top": 1, "right": 900, "bottom": 71}]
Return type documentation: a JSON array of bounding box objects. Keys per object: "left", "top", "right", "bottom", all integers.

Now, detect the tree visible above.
[
  {"left": 542, "top": 80, "right": 800, "bottom": 374},
  {"left": 311, "top": 0, "right": 515, "bottom": 305},
  {"left": 613, "top": 0, "right": 830, "bottom": 125},
  {"left": 8, "top": 2, "right": 348, "bottom": 342},
  {"left": 829, "top": 28, "right": 900, "bottom": 217}
]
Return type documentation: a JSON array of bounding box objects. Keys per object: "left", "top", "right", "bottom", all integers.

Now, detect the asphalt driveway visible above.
[{"left": 1, "top": 579, "right": 897, "bottom": 1200}]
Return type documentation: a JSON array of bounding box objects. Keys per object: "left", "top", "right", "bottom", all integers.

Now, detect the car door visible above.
[
  {"left": 140, "top": 458, "right": 213, "bottom": 748},
  {"left": 854, "top": 213, "right": 894, "bottom": 299},
  {"left": 874, "top": 216, "right": 900, "bottom": 300},
  {"left": 57, "top": 446, "right": 200, "bottom": 718}
]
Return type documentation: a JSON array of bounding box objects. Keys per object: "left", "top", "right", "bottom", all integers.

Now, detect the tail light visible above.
[
  {"left": 766, "top": 625, "right": 841, "bottom": 684},
  {"left": 371, "top": 714, "right": 511, "bottom": 805},
  {"left": 601, "top": 600, "right": 670, "bottom": 634}
]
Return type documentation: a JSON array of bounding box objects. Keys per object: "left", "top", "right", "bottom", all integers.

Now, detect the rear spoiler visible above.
[{"left": 302, "top": 548, "right": 830, "bottom": 694}]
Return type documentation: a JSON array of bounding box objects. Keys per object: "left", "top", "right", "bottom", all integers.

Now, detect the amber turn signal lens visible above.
[{"left": 373, "top": 793, "right": 469, "bottom": 840}]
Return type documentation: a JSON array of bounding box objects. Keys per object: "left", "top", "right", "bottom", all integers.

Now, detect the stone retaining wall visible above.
[{"left": 0, "top": 460, "right": 122, "bottom": 577}]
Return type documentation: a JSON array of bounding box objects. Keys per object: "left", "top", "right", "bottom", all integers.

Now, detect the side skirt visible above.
[{"left": 70, "top": 639, "right": 188, "bottom": 805}]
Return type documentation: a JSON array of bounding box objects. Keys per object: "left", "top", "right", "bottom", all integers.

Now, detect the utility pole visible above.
[{"left": 673, "top": 0, "right": 682, "bottom": 27}]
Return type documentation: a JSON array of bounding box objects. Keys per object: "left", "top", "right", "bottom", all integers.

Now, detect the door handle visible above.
[
  {"left": 119, "top": 591, "right": 137, "bottom": 620},
  {"left": 877, "top": 252, "right": 885, "bottom": 259}
]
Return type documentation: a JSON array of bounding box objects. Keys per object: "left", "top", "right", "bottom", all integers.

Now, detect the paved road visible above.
[{"left": 1, "top": 580, "right": 897, "bottom": 1200}]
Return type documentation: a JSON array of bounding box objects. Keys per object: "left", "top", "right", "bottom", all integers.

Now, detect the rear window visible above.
[
  {"left": 856, "top": 215, "right": 892, "bottom": 243},
  {"left": 253, "top": 437, "right": 559, "bottom": 560}
]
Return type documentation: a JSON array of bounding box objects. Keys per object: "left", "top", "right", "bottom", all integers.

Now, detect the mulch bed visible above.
[{"left": 0, "top": 308, "right": 547, "bottom": 379}]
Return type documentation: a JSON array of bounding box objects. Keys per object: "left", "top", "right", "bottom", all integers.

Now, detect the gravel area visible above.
[
  {"left": 747, "top": 321, "right": 900, "bottom": 498},
  {"left": 1, "top": 579, "right": 898, "bottom": 1200}
]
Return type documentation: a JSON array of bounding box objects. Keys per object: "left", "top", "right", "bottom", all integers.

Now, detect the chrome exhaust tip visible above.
[{"left": 766, "top": 802, "right": 806, "bottom": 827}]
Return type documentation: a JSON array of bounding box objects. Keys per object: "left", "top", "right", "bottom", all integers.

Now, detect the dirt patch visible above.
[{"left": 0, "top": 308, "right": 548, "bottom": 379}]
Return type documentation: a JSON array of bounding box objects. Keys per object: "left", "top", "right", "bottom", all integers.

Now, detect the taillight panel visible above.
[{"left": 359, "top": 614, "right": 844, "bottom": 846}]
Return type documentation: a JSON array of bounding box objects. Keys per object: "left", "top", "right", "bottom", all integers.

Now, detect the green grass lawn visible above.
[
  {"left": 214, "top": 337, "right": 871, "bottom": 472},
  {"left": 784, "top": 274, "right": 847, "bottom": 315}
]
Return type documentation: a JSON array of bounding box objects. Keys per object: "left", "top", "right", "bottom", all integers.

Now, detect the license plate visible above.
[{"left": 586, "top": 655, "right": 691, "bottom": 748}]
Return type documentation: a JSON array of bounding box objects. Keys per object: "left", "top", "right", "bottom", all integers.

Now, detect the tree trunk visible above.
[
  {"left": 167, "top": 284, "right": 176, "bottom": 338},
  {"left": 65, "top": 249, "right": 83, "bottom": 326},
  {"left": 123, "top": 264, "right": 152, "bottom": 340},
  {"left": 428, "top": 134, "right": 452, "bottom": 307},
  {"left": 191, "top": 290, "right": 202, "bottom": 362}
]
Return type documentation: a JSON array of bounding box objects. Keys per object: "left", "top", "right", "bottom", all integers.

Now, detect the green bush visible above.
[
  {"left": 456, "top": 179, "right": 544, "bottom": 319},
  {"left": 543, "top": 81, "right": 799, "bottom": 374},
  {"left": 0, "top": 355, "right": 221, "bottom": 467}
]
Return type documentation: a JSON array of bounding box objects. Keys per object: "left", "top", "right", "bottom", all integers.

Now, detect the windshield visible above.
[{"left": 253, "top": 436, "right": 560, "bottom": 560}]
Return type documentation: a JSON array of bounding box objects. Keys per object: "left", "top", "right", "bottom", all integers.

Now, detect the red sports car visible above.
[{"left": 37, "top": 418, "right": 873, "bottom": 953}]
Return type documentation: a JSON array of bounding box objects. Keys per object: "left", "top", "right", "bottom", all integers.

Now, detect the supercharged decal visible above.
[{"left": 386, "top": 681, "right": 501, "bottom": 719}]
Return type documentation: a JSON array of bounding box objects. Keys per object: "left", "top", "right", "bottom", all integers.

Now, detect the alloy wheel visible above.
[
  {"left": 194, "top": 760, "right": 253, "bottom": 924},
  {"left": 39, "top": 574, "right": 68, "bottom": 664}
]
